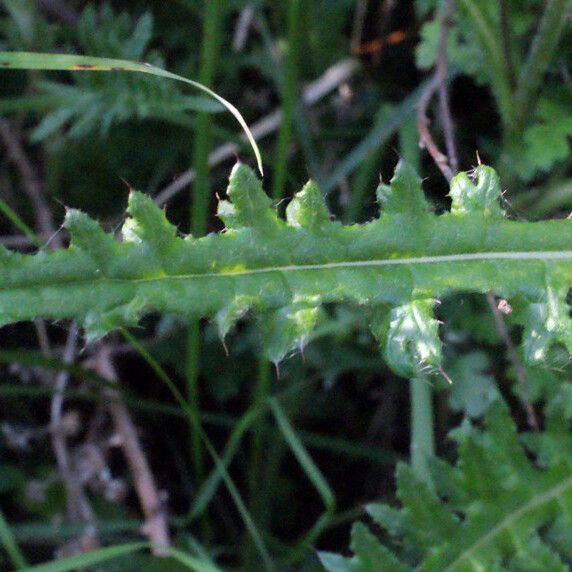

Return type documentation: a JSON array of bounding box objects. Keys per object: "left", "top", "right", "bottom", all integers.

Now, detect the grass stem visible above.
[
  {"left": 186, "top": 0, "right": 222, "bottom": 524},
  {"left": 270, "top": 0, "right": 300, "bottom": 201}
]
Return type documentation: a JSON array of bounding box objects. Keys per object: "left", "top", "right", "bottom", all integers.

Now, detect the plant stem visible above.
[
  {"left": 457, "top": 0, "right": 513, "bottom": 127},
  {"left": 249, "top": 359, "right": 272, "bottom": 510},
  {"left": 271, "top": 0, "right": 300, "bottom": 200},
  {"left": 404, "top": 97, "right": 435, "bottom": 486},
  {"left": 186, "top": 0, "right": 222, "bottom": 497},
  {"left": 499, "top": 0, "right": 516, "bottom": 91},
  {"left": 409, "top": 375, "right": 435, "bottom": 486},
  {"left": 191, "top": 0, "right": 222, "bottom": 237},
  {"left": 246, "top": 4, "right": 300, "bottom": 563},
  {"left": 510, "top": 0, "right": 569, "bottom": 137}
]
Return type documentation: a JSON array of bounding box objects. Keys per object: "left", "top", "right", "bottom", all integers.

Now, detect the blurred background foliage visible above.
[{"left": 0, "top": 0, "right": 571, "bottom": 570}]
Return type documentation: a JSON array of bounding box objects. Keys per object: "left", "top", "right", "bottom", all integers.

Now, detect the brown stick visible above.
[
  {"left": 90, "top": 347, "right": 170, "bottom": 555},
  {"left": 0, "top": 119, "right": 60, "bottom": 243},
  {"left": 486, "top": 293, "right": 540, "bottom": 430},
  {"left": 415, "top": 0, "right": 456, "bottom": 182},
  {"left": 0, "top": 119, "right": 101, "bottom": 541},
  {"left": 416, "top": 74, "right": 454, "bottom": 181},
  {"left": 436, "top": 0, "right": 458, "bottom": 174},
  {"left": 50, "top": 324, "right": 98, "bottom": 525}
]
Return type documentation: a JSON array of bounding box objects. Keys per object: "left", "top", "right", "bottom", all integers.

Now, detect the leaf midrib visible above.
[
  {"left": 442, "top": 472, "right": 572, "bottom": 571},
  {"left": 3, "top": 250, "right": 572, "bottom": 293},
  {"left": 109, "top": 250, "right": 572, "bottom": 281}
]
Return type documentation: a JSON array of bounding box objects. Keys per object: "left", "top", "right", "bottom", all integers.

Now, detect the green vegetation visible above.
[{"left": 0, "top": 1, "right": 571, "bottom": 570}]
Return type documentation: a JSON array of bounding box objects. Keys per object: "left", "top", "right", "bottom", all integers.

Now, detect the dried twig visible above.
[
  {"left": 0, "top": 119, "right": 59, "bottom": 242},
  {"left": 350, "top": 0, "right": 369, "bottom": 54},
  {"left": 486, "top": 293, "right": 540, "bottom": 430},
  {"left": 232, "top": 5, "right": 256, "bottom": 52},
  {"left": 436, "top": 0, "right": 458, "bottom": 174},
  {"left": 0, "top": 119, "right": 99, "bottom": 545},
  {"left": 49, "top": 324, "right": 98, "bottom": 527},
  {"left": 154, "top": 58, "right": 359, "bottom": 205},
  {"left": 416, "top": 74, "right": 453, "bottom": 181},
  {"left": 90, "top": 346, "right": 170, "bottom": 555},
  {"left": 416, "top": 0, "right": 456, "bottom": 181}
]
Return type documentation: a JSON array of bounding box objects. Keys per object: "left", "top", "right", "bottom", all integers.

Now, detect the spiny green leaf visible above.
[
  {"left": 394, "top": 463, "right": 459, "bottom": 550},
  {"left": 286, "top": 180, "right": 331, "bottom": 231},
  {"left": 520, "top": 281, "right": 572, "bottom": 364},
  {"left": 449, "top": 164, "right": 504, "bottom": 218},
  {"left": 376, "top": 159, "right": 429, "bottom": 215},
  {"left": 337, "top": 394, "right": 572, "bottom": 571},
  {"left": 350, "top": 523, "right": 411, "bottom": 572},
  {"left": 447, "top": 351, "right": 499, "bottom": 417},
  {"left": 215, "top": 295, "right": 256, "bottom": 341},
  {"left": 124, "top": 191, "right": 178, "bottom": 249},
  {"left": 65, "top": 208, "right": 116, "bottom": 257},
  {"left": 217, "top": 162, "right": 278, "bottom": 232},
  {"left": 366, "top": 503, "right": 406, "bottom": 538},
  {"left": 0, "top": 162, "right": 571, "bottom": 373},
  {"left": 262, "top": 302, "right": 321, "bottom": 363},
  {"left": 373, "top": 300, "right": 442, "bottom": 377}
]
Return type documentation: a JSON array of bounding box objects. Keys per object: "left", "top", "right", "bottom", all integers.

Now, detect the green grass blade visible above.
[
  {"left": 269, "top": 398, "right": 337, "bottom": 556},
  {"left": 269, "top": 398, "right": 335, "bottom": 511},
  {"left": 0, "top": 508, "right": 27, "bottom": 569},
  {"left": 188, "top": 404, "right": 260, "bottom": 521},
  {"left": 163, "top": 546, "right": 222, "bottom": 572},
  {"left": 121, "top": 330, "right": 275, "bottom": 571},
  {"left": 0, "top": 197, "right": 42, "bottom": 248},
  {"left": 23, "top": 541, "right": 220, "bottom": 572},
  {"left": 25, "top": 542, "right": 148, "bottom": 572},
  {"left": 0, "top": 51, "right": 263, "bottom": 176},
  {"left": 186, "top": 2, "right": 222, "bottom": 521}
]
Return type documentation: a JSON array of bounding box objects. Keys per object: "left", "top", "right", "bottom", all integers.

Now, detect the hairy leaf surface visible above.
[{"left": 0, "top": 161, "right": 572, "bottom": 367}]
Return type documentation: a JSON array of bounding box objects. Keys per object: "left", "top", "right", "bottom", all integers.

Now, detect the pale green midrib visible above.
[
  {"left": 3, "top": 250, "right": 572, "bottom": 293},
  {"left": 141, "top": 250, "right": 572, "bottom": 280},
  {"left": 442, "top": 473, "right": 572, "bottom": 571}
]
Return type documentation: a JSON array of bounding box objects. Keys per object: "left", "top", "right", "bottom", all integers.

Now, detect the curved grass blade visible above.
[
  {"left": 25, "top": 542, "right": 148, "bottom": 572},
  {"left": 0, "top": 197, "right": 42, "bottom": 248},
  {"left": 24, "top": 541, "right": 222, "bottom": 572},
  {"left": 0, "top": 507, "right": 27, "bottom": 569},
  {"left": 269, "top": 398, "right": 336, "bottom": 552},
  {"left": 0, "top": 51, "right": 263, "bottom": 176},
  {"left": 121, "top": 330, "right": 275, "bottom": 571}
]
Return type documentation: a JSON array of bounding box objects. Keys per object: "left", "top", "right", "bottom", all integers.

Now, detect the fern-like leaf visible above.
[{"left": 321, "top": 398, "right": 572, "bottom": 570}]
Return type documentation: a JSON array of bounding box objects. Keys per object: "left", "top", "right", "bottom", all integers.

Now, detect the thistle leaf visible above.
[
  {"left": 217, "top": 162, "right": 279, "bottom": 232},
  {"left": 372, "top": 300, "right": 443, "bottom": 377},
  {"left": 286, "top": 180, "right": 331, "bottom": 231},
  {"left": 520, "top": 282, "right": 572, "bottom": 363},
  {"left": 449, "top": 164, "right": 504, "bottom": 218},
  {"left": 376, "top": 159, "right": 429, "bottom": 216},
  {"left": 262, "top": 302, "right": 321, "bottom": 363},
  {"left": 0, "top": 162, "right": 570, "bottom": 370}
]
